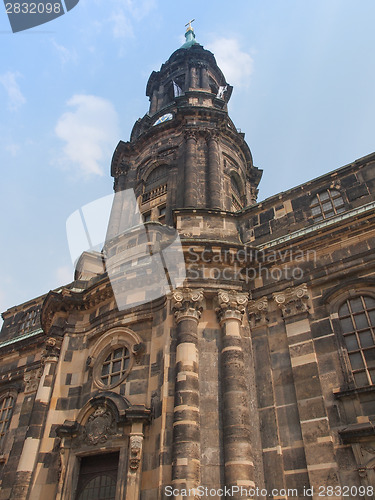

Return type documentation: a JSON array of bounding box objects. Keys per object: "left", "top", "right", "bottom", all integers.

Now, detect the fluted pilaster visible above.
[{"left": 171, "top": 289, "right": 204, "bottom": 499}]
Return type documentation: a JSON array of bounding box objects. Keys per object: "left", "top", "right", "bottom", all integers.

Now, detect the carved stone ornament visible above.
[
  {"left": 23, "top": 368, "right": 42, "bottom": 394},
  {"left": 184, "top": 130, "right": 197, "bottom": 142},
  {"left": 172, "top": 288, "right": 204, "bottom": 323},
  {"left": 349, "top": 443, "right": 375, "bottom": 479},
  {"left": 42, "top": 337, "right": 62, "bottom": 360},
  {"left": 83, "top": 406, "right": 116, "bottom": 446},
  {"left": 273, "top": 284, "right": 310, "bottom": 318},
  {"left": 216, "top": 289, "right": 249, "bottom": 323},
  {"left": 129, "top": 434, "right": 143, "bottom": 471},
  {"left": 248, "top": 297, "right": 269, "bottom": 326}
]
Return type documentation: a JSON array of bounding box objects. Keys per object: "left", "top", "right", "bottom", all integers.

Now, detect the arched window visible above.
[
  {"left": 0, "top": 392, "right": 16, "bottom": 449},
  {"left": 339, "top": 295, "right": 375, "bottom": 387},
  {"left": 142, "top": 165, "right": 168, "bottom": 204},
  {"left": 231, "top": 175, "right": 243, "bottom": 211},
  {"left": 310, "top": 189, "right": 345, "bottom": 222}
]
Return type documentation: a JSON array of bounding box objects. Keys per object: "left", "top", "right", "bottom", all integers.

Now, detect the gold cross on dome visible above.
[{"left": 185, "top": 19, "right": 195, "bottom": 31}]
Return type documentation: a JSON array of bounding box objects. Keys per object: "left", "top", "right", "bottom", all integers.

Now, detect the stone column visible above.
[
  {"left": 10, "top": 338, "right": 61, "bottom": 500},
  {"left": 171, "top": 289, "right": 204, "bottom": 499},
  {"left": 273, "top": 284, "right": 342, "bottom": 499},
  {"left": 216, "top": 290, "right": 255, "bottom": 499},
  {"left": 207, "top": 133, "right": 221, "bottom": 210},
  {"left": 189, "top": 66, "right": 198, "bottom": 89},
  {"left": 200, "top": 64, "right": 210, "bottom": 90},
  {"left": 150, "top": 91, "right": 158, "bottom": 115},
  {"left": 166, "top": 166, "right": 178, "bottom": 226},
  {"left": 184, "top": 132, "right": 198, "bottom": 208}
]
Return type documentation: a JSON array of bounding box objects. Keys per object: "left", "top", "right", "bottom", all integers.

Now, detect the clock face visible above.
[{"left": 153, "top": 113, "right": 173, "bottom": 126}]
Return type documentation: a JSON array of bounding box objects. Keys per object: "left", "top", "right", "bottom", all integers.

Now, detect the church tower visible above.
[
  {"left": 109, "top": 23, "right": 262, "bottom": 229},
  {"left": 2, "top": 23, "right": 375, "bottom": 500}
]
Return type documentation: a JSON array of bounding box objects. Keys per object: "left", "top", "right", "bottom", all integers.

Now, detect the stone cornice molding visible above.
[
  {"left": 273, "top": 283, "right": 310, "bottom": 318},
  {"left": 172, "top": 288, "right": 204, "bottom": 323},
  {"left": 216, "top": 289, "right": 248, "bottom": 324}
]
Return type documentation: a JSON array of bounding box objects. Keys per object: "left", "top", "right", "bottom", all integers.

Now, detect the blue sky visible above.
[{"left": 1, "top": 0, "right": 375, "bottom": 322}]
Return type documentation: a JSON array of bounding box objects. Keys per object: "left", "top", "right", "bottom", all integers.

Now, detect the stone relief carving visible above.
[
  {"left": 78, "top": 406, "right": 117, "bottom": 446},
  {"left": 129, "top": 434, "right": 143, "bottom": 471},
  {"left": 23, "top": 368, "right": 42, "bottom": 394},
  {"left": 42, "top": 336, "right": 62, "bottom": 360},
  {"left": 348, "top": 442, "right": 375, "bottom": 481},
  {"left": 273, "top": 283, "right": 310, "bottom": 318}
]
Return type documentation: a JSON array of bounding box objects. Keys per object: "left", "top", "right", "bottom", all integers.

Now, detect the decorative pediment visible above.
[{"left": 56, "top": 392, "right": 151, "bottom": 447}]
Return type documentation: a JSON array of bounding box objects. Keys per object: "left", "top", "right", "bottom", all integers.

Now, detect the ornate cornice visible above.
[
  {"left": 41, "top": 283, "right": 113, "bottom": 334},
  {"left": 273, "top": 283, "right": 310, "bottom": 318},
  {"left": 172, "top": 288, "right": 204, "bottom": 323},
  {"left": 216, "top": 289, "right": 248, "bottom": 323}
]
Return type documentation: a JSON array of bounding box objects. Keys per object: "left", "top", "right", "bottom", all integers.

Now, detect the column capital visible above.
[
  {"left": 273, "top": 283, "right": 310, "bottom": 318},
  {"left": 216, "top": 289, "right": 248, "bottom": 324},
  {"left": 172, "top": 288, "right": 204, "bottom": 323},
  {"left": 184, "top": 129, "right": 198, "bottom": 142},
  {"left": 248, "top": 296, "right": 269, "bottom": 326},
  {"left": 206, "top": 130, "right": 220, "bottom": 142}
]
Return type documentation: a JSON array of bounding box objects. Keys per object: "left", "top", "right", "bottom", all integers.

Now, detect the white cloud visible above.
[
  {"left": 106, "top": 0, "right": 155, "bottom": 40},
  {"left": 5, "top": 142, "right": 20, "bottom": 156},
  {"left": 0, "top": 71, "right": 26, "bottom": 111},
  {"left": 124, "top": 0, "right": 156, "bottom": 21},
  {"left": 56, "top": 265, "right": 74, "bottom": 285},
  {"left": 206, "top": 38, "right": 254, "bottom": 87},
  {"left": 52, "top": 40, "right": 78, "bottom": 65},
  {"left": 55, "top": 94, "right": 120, "bottom": 177},
  {"left": 109, "top": 9, "right": 134, "bottom": 39}
]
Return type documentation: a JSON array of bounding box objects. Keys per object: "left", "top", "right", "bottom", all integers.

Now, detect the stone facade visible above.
[{"left": 1, "top": 26, "right": 375, "bottom": 499}]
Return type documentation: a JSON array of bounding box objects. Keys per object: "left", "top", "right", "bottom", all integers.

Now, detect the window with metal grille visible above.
[
  {"left": 142, "top": 165, "right": 168, "bottom": 203},
  {"left": 100, "top": 346, "right": 131, "bottom": 387},
  {"left": 339, "top": 295, "right": 375, "bottom": 387},
  {"left": 76, "top": 452, "right": 118, "bottom": 500},
  {"left": 19, "top": 309, "right": 38, "bottom": 333},
  {"left": 310, "top": 189, "right": 345, "bottom": 222},
  {"left": 0, "top": 394, "right": 15, "bottom": 449}
]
